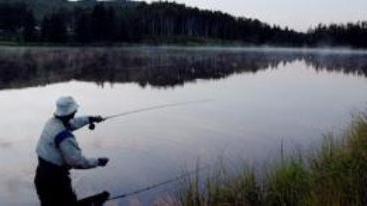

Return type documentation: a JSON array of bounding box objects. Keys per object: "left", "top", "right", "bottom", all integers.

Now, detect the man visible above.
[{"left": 35, "top": 96, "right": 109, "bottom": 206}]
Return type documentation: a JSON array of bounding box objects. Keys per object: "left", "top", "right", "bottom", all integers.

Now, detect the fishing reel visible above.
[
  {"left": 88, "top": 116, "right": 106, "bottom": 130},
  {"left": 89, "top": 123, "right": 96, "bottom": 130}
]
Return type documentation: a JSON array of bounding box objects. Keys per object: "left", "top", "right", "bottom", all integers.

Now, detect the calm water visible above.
[{"left": 0, "top": 46, "right": 367, "bottom": 205}]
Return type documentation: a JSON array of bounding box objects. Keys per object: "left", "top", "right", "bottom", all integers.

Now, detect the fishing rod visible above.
[
  {"left": 79, "top": 165, "right": 209, "bottom": 205},
  {"left": 106, "top": 164, "right": 211, "bottom": 202},
  {"left": 89, "top": 99, "right": 212, "bottom": 130}
]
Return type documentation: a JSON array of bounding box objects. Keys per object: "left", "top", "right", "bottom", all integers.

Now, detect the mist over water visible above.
[{"left": 0, "top": 47, "right": 367, "bottom": 205}]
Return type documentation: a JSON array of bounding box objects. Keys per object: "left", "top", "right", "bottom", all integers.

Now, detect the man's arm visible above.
[
  {"left": 69, "top": 116, "right": 104, "bottom": 131},
  {"left": 69, "top": 116, "right": 90, "bottom": 131},
  {"left": 59, "top": 137, "right": 99, "bottom": 169}
]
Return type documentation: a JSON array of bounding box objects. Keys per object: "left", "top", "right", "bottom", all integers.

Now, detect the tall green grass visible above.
[{"left": 178, "top": 115, "right": 367, "bottom": 206}]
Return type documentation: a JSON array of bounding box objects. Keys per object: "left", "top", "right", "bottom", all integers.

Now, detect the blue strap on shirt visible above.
[{"left": 55, "top": 130, "right": 74, "bottom": 148}]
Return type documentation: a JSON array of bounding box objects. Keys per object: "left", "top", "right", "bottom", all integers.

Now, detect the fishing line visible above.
[
  {"left": 103, "top": 99, "right": 213, "bottom": 121},
  {"left": 89, "top": 99, "right": 213, "bottom": 130}
]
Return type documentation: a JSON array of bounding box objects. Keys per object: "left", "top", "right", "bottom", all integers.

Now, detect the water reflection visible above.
[{"left": 0, "top": 47, "right": 366, "bottom": 90}]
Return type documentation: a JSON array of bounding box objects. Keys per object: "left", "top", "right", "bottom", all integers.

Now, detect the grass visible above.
[{"left": 177, "top": 115, "right": 367, "bottom": 206}]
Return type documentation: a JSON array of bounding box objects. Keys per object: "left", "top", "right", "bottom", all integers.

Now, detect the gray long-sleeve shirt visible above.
[{"left": 36, "top": 116, "right": 99, "bottom": 169}]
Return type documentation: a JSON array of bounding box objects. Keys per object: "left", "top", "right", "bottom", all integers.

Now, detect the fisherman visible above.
[{"left": 34, "top": 96, "right": 109, "bottom": 206}]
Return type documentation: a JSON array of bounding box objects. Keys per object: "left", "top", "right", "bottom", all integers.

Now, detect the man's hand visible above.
[
  {"left": 98, "top": 157, "right": 109, "bottom": 167},
  {"left": 89, "top": 116, "right": 104, "bottom": 123}
]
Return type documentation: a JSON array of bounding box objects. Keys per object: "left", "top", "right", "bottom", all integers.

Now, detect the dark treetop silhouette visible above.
[{"left": 0, "top": 0, "right": 366, "bottom": 48}]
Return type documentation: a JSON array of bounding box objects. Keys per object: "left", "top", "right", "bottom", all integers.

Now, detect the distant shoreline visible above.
[{"left": 1, "top": 42, "right": 366, "bottom": 54}]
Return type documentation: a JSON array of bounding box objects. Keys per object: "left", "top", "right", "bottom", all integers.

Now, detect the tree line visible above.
[{"left": 0, "top": 1, "right": 366, "bottom": 48}]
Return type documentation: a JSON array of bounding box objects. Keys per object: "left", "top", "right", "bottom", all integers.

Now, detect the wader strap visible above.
[{"left": 54, "top": 130, "right": 74, "bottom": 148}]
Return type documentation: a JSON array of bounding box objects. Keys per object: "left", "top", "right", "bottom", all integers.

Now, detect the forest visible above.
[{"left": 0, "top": 0, "right": 366, "bottom": 48}]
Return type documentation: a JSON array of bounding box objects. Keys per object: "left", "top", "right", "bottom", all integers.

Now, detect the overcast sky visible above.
[{"left": 140, "top": 0, "right": 367, "bottom": 31}]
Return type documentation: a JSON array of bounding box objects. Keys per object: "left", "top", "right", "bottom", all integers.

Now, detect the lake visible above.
[{"left": 0, "top": 46, "right": 366, "bottom": 206}]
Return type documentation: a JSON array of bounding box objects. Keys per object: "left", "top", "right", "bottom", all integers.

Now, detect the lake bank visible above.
[{"left": 178, "top": 115, "right": 367, "bottom": 206}]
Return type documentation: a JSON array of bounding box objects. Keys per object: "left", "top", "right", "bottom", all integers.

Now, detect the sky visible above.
[{"left": 140, "top": 0, "right": 367, "bottom": 31}]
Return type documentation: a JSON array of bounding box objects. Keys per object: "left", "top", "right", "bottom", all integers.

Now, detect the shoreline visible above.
[{"left": 0, "top": 42, "right": 367, "bottom": 54}]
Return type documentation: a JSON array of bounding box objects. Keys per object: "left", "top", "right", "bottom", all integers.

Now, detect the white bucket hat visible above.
[{"left": 54, "top": 96, "right": 79, "bottom": 117}]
